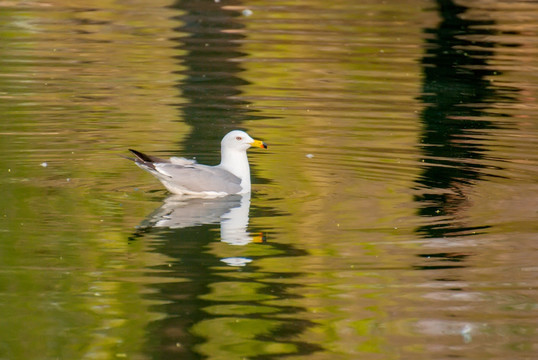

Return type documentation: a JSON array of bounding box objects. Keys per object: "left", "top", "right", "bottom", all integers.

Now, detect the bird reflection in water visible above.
[{"left": 135, "top": 192, "right": 264, "bottom": 265}]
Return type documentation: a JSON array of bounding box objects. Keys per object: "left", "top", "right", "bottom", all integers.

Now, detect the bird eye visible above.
[{"left": 236, "top": 136, "right": 242, "bottom": 141}]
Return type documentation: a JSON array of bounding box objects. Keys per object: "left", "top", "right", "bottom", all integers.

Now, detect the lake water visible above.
[{"left": 1, "top": 0, "right": 537, "bottom": 359}]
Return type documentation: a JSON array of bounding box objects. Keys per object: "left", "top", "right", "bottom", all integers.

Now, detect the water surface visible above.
[{"left": 1, "top": 0, "right": 537, "bottom": 359}]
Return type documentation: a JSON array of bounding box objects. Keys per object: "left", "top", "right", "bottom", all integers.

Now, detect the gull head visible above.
[{"left": 222, "top": 130, "right": 267, "bottom": 152}]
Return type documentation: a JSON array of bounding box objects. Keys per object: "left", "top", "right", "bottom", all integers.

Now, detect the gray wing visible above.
[{"left": 155, "top": 163, "right": 242, "bottom": 193}]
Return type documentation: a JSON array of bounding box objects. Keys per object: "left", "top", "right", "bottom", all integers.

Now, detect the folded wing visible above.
[
  {"left": 155, "top": 163, "right": 242, "bottom": 194},
  {"left": 129, "top": 149, "right": 242, "bottom": 194}
]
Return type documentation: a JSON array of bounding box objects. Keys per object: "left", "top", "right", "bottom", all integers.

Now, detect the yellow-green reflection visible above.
[{"left": 192, "top": 318, "right": 297, "bottom": 359}]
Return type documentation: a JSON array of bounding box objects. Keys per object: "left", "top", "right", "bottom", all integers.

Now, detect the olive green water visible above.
[{"left": 1, "top": 0, "right": 537, "bottom": 359}]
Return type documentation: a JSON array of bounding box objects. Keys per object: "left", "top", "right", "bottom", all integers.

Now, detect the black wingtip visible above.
[{"left": 129, "top": 149, "right": 154, "bottom": 163}]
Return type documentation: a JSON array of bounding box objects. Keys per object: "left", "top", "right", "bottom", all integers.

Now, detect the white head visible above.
[
  {"left": 218, "top": 130, "right": 267, "bottom": 192},
  {"left": 221, "top": 130, "right": 267, "bottom": 152}
]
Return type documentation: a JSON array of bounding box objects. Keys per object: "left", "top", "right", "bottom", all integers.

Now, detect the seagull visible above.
[{"left": 128, "top": 130, "right": 267, "bottom": 196}]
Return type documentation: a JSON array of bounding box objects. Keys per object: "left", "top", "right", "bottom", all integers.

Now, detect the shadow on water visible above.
[
  {"left": 130, "top": 1, "right": 319, "bottom": 358},
  {"left": 414, "top": 0, "right": 519, "bottom": 239}
]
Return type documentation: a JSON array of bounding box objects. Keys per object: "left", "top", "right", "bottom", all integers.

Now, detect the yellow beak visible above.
[{"left": 251, "top": 139, "right": 268, "bottom": 149}]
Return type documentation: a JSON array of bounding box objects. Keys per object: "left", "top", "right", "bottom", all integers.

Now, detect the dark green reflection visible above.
[
  {"left": 171, "top": 0, "right": 263, "bottom": 165},
  {"left": 415, "top": 0, "right": 519, "bottom": 238}
]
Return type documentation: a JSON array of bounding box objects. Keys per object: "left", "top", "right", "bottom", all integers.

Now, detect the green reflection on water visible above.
[
  {"left": 200, "top": 282, "right": 275, "bottom": 302},
  {"left": 203, "top": 304, "right": 279, "bottom": 316},
  {"left": 192, "top": 317, "right": 297, "bottom": 359}
]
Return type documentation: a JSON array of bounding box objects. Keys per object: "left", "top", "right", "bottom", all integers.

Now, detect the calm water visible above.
[{"left": 1, "top": 0, "right": 537, "bottom": 359}]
